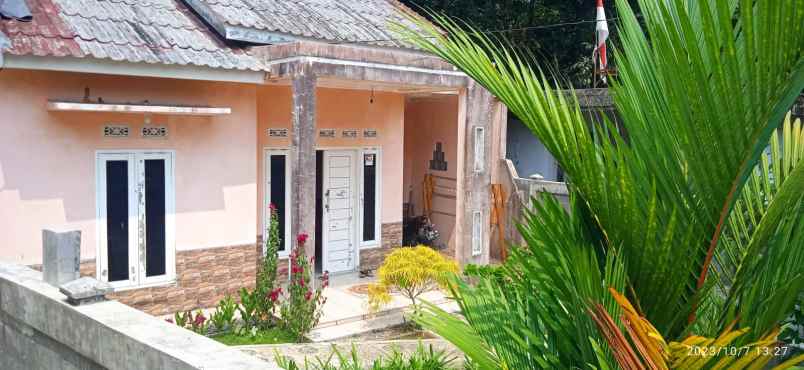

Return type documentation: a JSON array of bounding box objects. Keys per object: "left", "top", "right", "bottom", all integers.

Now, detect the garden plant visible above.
[
  {"left": 367, "top": 245, "right": 458, "bottom": 310},
  {"left": 394, "top": 0, "right": 804, "bottom": 368},
  {"left": 168, "top": 205, "right": 327, "bottom": 344},
  {"left": 274, "top": 343, "right": 458, "bottom": 370}
]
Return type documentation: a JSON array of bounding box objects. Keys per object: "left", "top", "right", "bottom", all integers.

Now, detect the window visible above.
[
  {"left": 360, "top": 148, "right": 381, "bottom": 248},
  {"left": 96, "top": 151, "right": 175, "bottom": 289},
  {"left": 264, "top": 149, "right": 292, "bottom": 255}
]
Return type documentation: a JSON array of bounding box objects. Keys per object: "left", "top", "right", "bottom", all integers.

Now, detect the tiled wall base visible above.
[
  {"left": 359, "top": 222, "right": 403, "bottom": 271},
  {"left": 78, "top": 244, "right": 261, "bottom": 316},
  {"left": 41, "top": 223, "right": 402, "bottom": 316}
]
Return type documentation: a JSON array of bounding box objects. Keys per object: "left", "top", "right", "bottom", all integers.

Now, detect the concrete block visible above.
[
  {"left": 59, "top": 277, "right": 112, "bottom": 306},
  {"left": 42, "top": 229, "right": 80, "bottom": 287}
]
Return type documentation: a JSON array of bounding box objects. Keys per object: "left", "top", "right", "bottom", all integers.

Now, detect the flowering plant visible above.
[
  {"left": 190, "top": 310, "right": 208, "bottom": 334},
  {"left": 279, "top": 233, "right": 328, "bottom": 341},
  {"left": 255, "top": 203, "right": 282, "bottom": 326}
]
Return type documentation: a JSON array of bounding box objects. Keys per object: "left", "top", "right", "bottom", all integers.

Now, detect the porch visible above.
[{"left": 254, "top": 41, "right": 508, "bottom": 277}]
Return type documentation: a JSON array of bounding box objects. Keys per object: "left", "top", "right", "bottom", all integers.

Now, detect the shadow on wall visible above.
[{"left": 0, "top": 69, "right": 259, "bottom": 263}]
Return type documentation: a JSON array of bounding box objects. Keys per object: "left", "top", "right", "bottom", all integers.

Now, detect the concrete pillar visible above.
[
  {"left": 455, "top": 81, "right": 496, "bottom": 266},
  {"left": 290, "top": 61, "right": 317, "bottom": 259},
  {"left": 41, "top": 229, "right": 80, "bottom": 286}
]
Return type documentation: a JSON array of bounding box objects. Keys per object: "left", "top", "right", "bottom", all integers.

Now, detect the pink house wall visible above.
[
  {"left": 403, "top": 95, "right": 459, "bottom": 250},
  {"left": 256, "top": 85, "right": 405, "bottom": 237},
  {"left": 0, "top": 69, "right": 258, "bottom": 265}
]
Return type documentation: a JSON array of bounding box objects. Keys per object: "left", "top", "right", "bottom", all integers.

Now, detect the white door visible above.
[
  {"left": 97, "top": 151, "right": 175, "bottom": 289},
  {"left": 323, "top": 150, "right": 357, "bottom": 273}
]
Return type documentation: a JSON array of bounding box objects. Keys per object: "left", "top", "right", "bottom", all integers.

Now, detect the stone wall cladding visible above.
[
  {"left": 359, "top": 222, "right": 402, "bottom": 270},
  {"left": 77, "top": 244, "right": 260, "bottom": 316}
]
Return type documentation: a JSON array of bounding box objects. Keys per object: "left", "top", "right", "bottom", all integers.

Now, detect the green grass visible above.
[{"left": 211, "top": 327, "right": 299, "bottom": 346}]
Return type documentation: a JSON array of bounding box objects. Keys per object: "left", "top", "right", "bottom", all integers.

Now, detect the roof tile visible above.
[{"left": 0, "top": 0, "right": 265, "bottom": 71}]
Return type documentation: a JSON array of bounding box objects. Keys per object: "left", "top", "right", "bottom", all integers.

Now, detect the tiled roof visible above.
[
  {"left": 186, "top": 0, "right": 426, "bottom": 48},
  {"left": 0, "top": 0, "right": 265, "bottom": 71}
]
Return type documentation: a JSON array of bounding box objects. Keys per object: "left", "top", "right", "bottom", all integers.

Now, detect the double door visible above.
[{"left": 96, "top": 151, "right": 174, "bottom": 288}]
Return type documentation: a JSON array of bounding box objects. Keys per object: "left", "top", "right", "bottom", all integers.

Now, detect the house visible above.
[{"left": 0, "top": 0, "right": 507, "bottom": 315}]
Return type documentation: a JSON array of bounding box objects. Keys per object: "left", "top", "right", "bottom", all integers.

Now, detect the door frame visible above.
[
  {"left": 95, "top": 150, "right": 176, "bottom": 290},
  {"left": 321, "top": 149, "right": 359, "bottom": 274},
  {"left": 263, "top": 147, "right": 293, "bottom": 257}
]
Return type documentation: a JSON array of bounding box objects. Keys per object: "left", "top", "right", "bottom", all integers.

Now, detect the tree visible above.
[
  {"left": 400, "top": 0, "right": 635, "bottom": 87},
  {"left": 396, "top": 0, "right": 804, "bottom": 368}
]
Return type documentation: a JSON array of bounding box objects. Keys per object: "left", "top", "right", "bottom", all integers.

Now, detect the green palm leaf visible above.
[
  {"left": 706, "top": 113, "right": 804, "bottom": 339},
  {"left": 395, "top": 0, "right": 803, "bottom": 338}
]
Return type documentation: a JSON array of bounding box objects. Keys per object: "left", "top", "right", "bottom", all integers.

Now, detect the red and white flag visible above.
[{"left": 594, "top": 0, "right": 609, "bottom": 72}]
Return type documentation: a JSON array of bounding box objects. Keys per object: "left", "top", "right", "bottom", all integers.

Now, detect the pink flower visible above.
[
  {"left": 194, "top": 313, "right": 206, "bottom": 326},
  {"left": 297, "top": 233, "right": 309, "bottom": 245},
  {"left": 269, "top": 203, "right": 277, "bottom": 211}
]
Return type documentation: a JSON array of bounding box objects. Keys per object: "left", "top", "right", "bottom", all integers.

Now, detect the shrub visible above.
[
  {"left": 210, "top": 294, "right": 238, "bottom": 332},
  {"left": 279, "top": 233, "right": 328, "bottom": 341},
  {"left": 368, "top": 245, "right": 458, "bottom": 311},
  {"left": 255, "top": 204, "right": 282, "bottom": 325}
]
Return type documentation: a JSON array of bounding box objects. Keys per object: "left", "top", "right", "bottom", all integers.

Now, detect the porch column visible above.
[
  {"left": 455, "top": 81, "right": 496, "bottom": 266},
  {"left": 290, "top": 62, "right": 317, "bottom": 259}
]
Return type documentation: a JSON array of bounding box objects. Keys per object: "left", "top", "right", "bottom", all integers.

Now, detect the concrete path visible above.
[
  {"left": 239, "top": 339, "right": 463, "bottom": 368},
  {"left": 310, "top": 272, "right": 459, "bottom": 342}
]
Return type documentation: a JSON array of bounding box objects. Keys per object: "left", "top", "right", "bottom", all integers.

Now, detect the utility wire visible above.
[{"left": 327, "top": 16, "right": 626, "bottom": 45}]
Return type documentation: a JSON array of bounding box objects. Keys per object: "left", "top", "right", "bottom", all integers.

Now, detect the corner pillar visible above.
[
  {"left": 455, "top": 81, "right": 496, "bottom": 266},
  {"left": 290, "top": 62, "right": 317, "bottom": 259}
]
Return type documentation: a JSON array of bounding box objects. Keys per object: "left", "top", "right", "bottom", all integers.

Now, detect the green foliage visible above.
[
  {"left": 415, "top": 196, "right": 627, "bottom": 368},
  {"left": 368, "top": 245, "right": 458, "bottom": 310},
  {"left": 173, "top": 310, "right": 191, "bottom": 328},
  {"left": 395, "top": 0, "right": 804, "bottom": 368},
  {"left": 275, "top": 343, "right": 457, "bottom": 370},
  {"left": 280, "top": 234, "right": 327, "bottom": 341},
  {"left": 210, "top": 294, "right": 238, "bottom": 332},
  {"left": 238, "top": 287, "right": 260, "bottom": 330},
  {"left": 399, "top": 0, "right": 636, "bottom": 87},
  {"left": 255, "top": 206, "right": 282, "bottom": 326},
  {"left": 212, "top": 326, "right": 298, "bottom": 346}
]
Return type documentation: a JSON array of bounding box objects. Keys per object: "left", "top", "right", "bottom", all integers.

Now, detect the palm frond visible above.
[{"left": 394, "top": 0, "right": 804, "bottom": 338}]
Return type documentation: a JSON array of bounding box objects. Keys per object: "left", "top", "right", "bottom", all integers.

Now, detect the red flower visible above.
[
  {"left": 269, "top": 203, "right": 277, "bottom": 211},
  {"left": 305, "top": 291, "right": 312, "bottom": 301},
  {"left": 297, "top": 233, "right": 309, "bottom": 245},
  {"left": 268, "top": 287, "right": 283, "bottom": 302},
  {"left": 194, "top": 313, "right": 206, "bottom": 326},
  {"left": 291, "top": 265, "right": 303, "bottom": 274}
]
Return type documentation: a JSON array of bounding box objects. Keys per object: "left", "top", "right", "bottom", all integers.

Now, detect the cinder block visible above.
[{"left": 42, "top": 230, "right": 81, "bottom": 287}]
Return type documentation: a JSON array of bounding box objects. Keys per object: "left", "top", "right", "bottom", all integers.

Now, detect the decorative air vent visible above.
[
  {"left": 319, "top": 129, "right": 336, "bottom": 138},
  {"left": 473, "top": 126, "right": 486, "bottom": 173},
  {"left": 142, "top": 126, "right": 168, "bottom": 138},
  {"left": 342, "top": 129, "right": 358, "bottom": 139},
  {"left": 268, "top": 128, "right": 288, "bottom": 137},
  {"left": 429, "top": 142, "right": 448, "bottom": 171},
  {"left": 472, "top": 211, "right": 483, "bottom": 256},
  {"left": 103, "top": 125, "right": 129, "bottom": 138},
  {"left": 363, "top": 129, "right": 378, "bottom": 138}
]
